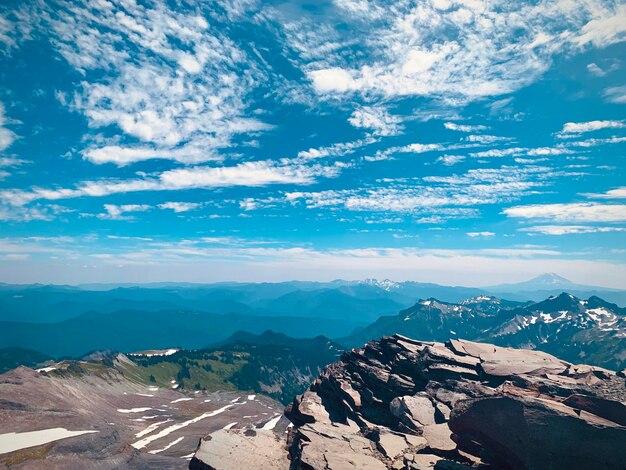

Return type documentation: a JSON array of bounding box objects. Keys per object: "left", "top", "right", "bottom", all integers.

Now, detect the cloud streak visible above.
[{"left": 0, "top": 160, "right": 345, "bottom": 206}]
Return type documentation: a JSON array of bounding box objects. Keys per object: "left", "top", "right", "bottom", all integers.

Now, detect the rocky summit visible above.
[{"left": 192, "top": 334, "right": 626, "bottom": 470}]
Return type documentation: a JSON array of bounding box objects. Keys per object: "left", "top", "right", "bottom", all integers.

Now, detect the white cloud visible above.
[
  {"left": 98, "top": 204, "right": 151, "bottom": 220},
  {"left": 82, "top": 145, "right": 220, "bottom": 166},
  {"left": 444, "top": 122, "right": 489, "bottom": 132},
  {"left": 583, "top": 187, "right": 626, "bottom": 199},
  {"left": 465, "top": 135, "right": 512, "bottom": 144},
  {"left": 397, "top": 143, "right": 444, "bottom": 153},
  {"left": 0, "top": 103, "right": 16, "bottom": 152},
  {"left": 0, "top": 157, "right": 28, "bottom": 168},
  {"left": 0, "top": 160, "right": 344, "bottom": 206},
  {"left": 40, "top": 0, "right": 271, "bottom": 165},
  {"left": 309, "top": 67, "right": 355, "bottom": 93},
  {"left": 287, "top": 166, "right": 551, "bottom": 215},
  {"left": 158, "top": 202, "right": 201, "bottom": 213},
  {"left": 348, "top": 106, "right": 403, "bottom": 136},
  {"left": 526, "top": 147, "right": 573, "bottom": 156},
  {"left": 520, "top": 225, "right": 626, "bottom": 235},
  {"left": 436, "top": 155, "right": 465, "bottom": 166},
  {"left": 566, "top": 136, "right": 626, "bottom": 147},
  {"left": 587, "top": 63, "right": 606, "bottom": 76},
  {"left": 364, "top": 142, "right": 446, "bottom": 162},
  {"left": 239, "top": 198, "right": 259, "bottom": 211},
  {"left": 470, "top": 148, "right": 526, "bottom": 158},
  {"left": 557, "top": 120, "right": 626, "bottom": 137},
  {"left": 296, "top": 138, "right": 375, "bottom": 160},
  {"left": 504, "top": 203, "right": 626, "bottom": 223},
  {"left": 467, "top": 232, "right": 495, "bottom": 237},
  {"left": 603, "top": 85, "right": 626, "bottom": 104},
  {"left": 295, "top": 1, "right": 626, "bottom": 102},
  {"left": 0, "top": 204, "right": 69, "bottom": 222},
  {"left": 573, "top": 4, "right": 626, "bottom": 47}
]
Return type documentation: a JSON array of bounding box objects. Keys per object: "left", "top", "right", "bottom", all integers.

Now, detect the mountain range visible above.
[
  {"left": 343, "top": 292, "right": 626, "bottom": 370},
  {"left": 2, "top": 272, "right": 624, "bottom": 324}
]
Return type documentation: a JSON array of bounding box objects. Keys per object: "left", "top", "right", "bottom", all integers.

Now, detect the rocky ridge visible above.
[
  {"left": 343, "top": 293, "right": 626, "bottom": 371},
  {"left": 192, "top": 334, "right": 626, "bottom": 469}
]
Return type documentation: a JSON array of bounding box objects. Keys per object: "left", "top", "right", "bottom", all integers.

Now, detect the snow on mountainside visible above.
[
  {"left": 360, "top": 278, "right": 401, "bottom": 291},
  {"left": 343, "top": 292, "right": 626, "bottom": 370},
  {"left": 531, "top": 272, "right": 573, "bottom": 286},
  {"left": 486, "top": 272, "right": 619, "bottom": 293}
]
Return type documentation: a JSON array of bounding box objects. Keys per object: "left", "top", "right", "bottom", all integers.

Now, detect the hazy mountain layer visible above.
[{"left": 3, "top": 275, "right": 622, "bottom": 327}]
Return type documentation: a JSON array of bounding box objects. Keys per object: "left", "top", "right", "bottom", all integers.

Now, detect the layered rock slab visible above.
[{"left": 193, "top": 335, "right": 626, "bottom": 469}]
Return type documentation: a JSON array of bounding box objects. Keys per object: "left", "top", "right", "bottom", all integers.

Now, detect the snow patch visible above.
[
  {"left": 148, "top": 436, "right": 184, "bottom": 454},
  {"left": 131, "top": 405, "right": 233, "bottom": 449},
  {"left": 118, "top": 407, "right": 152, "bottom": 414},
  {"left": 135, "top": 419, "right": 173, "bottom": 439},
  {"left": 0, "top": 428, "right": 98, "bottom": 455},
  {"left": 130, "top": 348, "right": 180, "bottom": 358},
  {"left": 170, "top": 398, "right": 193, "bottom": 404},
  {"left": 261, "top": 415, "right": 281, "bottom": 431}
]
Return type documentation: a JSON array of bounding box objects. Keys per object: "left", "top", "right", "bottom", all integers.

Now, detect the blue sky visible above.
[{"left": 0, "top": 0, "right": 625, "bottom": 287}]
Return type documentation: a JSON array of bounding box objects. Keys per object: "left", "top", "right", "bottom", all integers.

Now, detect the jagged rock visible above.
[
  {"left": 377, "top": 430, "right": 426, "bottom": 459},
  {"left": 390, "top": 394, "right": 435, "bottom": 427},
  {"left": 408, "top": 453, "right": 442, "bottom": 469},
  {"left": 192, "top": 334, "right": 626, "bottom": 469},
  {"left": 449, "top": 395, "right": 626, "bottom": 469},
  {"left": 190, "top": 429, "right": 289, "bottom": 470},
  {"left": 421, "top": 423, "right": 456, "bottom": 452}
]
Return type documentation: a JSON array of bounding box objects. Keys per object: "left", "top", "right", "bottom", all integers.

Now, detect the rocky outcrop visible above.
[{"left": 194, "top": 334, "right": 626, "bottom": 469}]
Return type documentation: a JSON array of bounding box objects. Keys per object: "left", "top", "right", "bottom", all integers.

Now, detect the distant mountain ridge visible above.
[
  {"left": 1, "top": 273, "right": 623, "bottom": 326},
  {"left": 486, "top": 272, "right": 620, "bottom": 293},
  {"left": 343, "top": 292, "right": 626, "bottom": 370}
]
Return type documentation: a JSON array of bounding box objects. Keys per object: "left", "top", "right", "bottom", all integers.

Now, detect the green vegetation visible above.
[
  {"left": 123, "top": 333, "right": 342, "bottom": 403},
  {"left": 0, "top": 347, "right": 51, "bottom": 373},
  {"left": 128, "top": 350, "right": 249, "bottom": 392}
]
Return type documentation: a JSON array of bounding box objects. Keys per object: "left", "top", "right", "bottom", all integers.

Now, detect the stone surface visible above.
[
  {"left": 193, "top": 334, "right": 626, "bottom": 469},
  {"left": 190, "top": 428, "right": 289, "bottom": 470}
]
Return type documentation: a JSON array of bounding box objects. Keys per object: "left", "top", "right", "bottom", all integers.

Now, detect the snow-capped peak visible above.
[
  {"left": 529, "top": 273, "right": 572, "bottom": 286},
  {"left": 361, "top": 278, "right": 400, "bottom": 291},
  {"left": 462, "top": 295, "right": 498, "bottom": 304}
]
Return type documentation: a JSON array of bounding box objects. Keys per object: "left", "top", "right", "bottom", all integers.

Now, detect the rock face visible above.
[{"left": 193, "top": 335, "right": 626, "bottom": 469}]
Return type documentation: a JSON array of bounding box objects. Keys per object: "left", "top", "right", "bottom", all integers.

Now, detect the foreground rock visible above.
[{"left": 192, "top": 335, "right": 626, "bottom": 469}]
